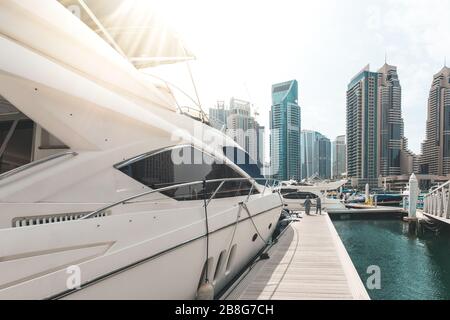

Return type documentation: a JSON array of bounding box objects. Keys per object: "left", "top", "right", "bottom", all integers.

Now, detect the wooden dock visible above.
[{"left": 221, "top": 213, "right": 370, "bottom": 300}]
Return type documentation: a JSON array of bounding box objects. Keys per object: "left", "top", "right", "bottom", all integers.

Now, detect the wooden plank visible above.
[{"left": 224, "top": 212, "right": 370, "bottom": 300}]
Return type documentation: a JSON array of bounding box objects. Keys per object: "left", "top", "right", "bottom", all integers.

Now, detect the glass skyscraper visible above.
[
  {"left": 301, "top": 130, "right": 331, "bottom": 180},
  {"left": 332, "top": 135, "right": 346, "bottom": 179},
  {"left": 208, "top": 101, "right": 229, "bottom": 131},
  {"left": 318, "top": 135, "right": 331, "bottom": 179},
  {"left": 270, "top": 80, "right": 301, "bottom": 180}
]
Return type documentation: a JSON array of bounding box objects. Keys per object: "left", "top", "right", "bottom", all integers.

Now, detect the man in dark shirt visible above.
[{"left": 316, "top": 197, "right": 322, "bottom": 215}]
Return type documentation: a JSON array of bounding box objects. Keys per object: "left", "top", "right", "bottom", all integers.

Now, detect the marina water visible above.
[{"left": 333, "top": 219, "right": 450, "bottom": 300}]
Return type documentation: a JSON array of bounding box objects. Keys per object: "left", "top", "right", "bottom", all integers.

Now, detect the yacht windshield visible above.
[{"left": 117, "top": 146, "right": 258, "bottom": 201}]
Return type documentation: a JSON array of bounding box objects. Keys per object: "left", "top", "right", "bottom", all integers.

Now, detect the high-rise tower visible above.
[
  {"left": 346, "top": 65, "right": 379, "bottom": 187},
  {"left": 301, "top": 130, "right": 331, "bottom": 180},
  {"left": 226, "top": 98, "right": 258, "bottom": 162},
  {"left": 332, "top": 135, "right": 346, "bottom": 179},
  {"left": 377, "top": 63, "right": 403, "bottom": 176},
  {"left": 420, "top": 66, "right": 450, "bottom": 175},
  {"left": 270, "top": 80, "right": 301, "bottom": 180}
]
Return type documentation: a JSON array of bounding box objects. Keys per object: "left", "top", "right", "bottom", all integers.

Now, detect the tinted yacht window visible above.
[
  {"left": 118, "top": 146, "right": 257, "bottom": 201},
  {"left": 280, "top": 188, "right": 298, "bottom": 195},
  {"left": 222, "top": 146, "right": 263, "bottom": 179},
  {"left": 283, "top": 192, "right": 318, "bottom": 200}
]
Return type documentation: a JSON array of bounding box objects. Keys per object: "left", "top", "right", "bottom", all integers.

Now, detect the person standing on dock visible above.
[
  {"left": 304, "top": 196, "right": 312, "bottom": 215},
  {"left": 316, "top": 197, "right": 322, "bottom": 215}
]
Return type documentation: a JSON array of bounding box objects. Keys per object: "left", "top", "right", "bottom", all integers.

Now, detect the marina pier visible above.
[{"left": 221, "top": 212, "right": 370, "bottom": 300}]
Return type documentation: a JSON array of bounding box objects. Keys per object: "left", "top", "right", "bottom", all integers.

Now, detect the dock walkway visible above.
[{"left": 221, "top": 213, "right": 370, "bottom": 300}]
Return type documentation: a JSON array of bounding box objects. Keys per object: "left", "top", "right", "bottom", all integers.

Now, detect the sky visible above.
[{"left": 147, "top": 0, "right": 450, "bottom": 156}]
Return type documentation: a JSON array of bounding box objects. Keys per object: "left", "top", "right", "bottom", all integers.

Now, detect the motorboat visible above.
[
  {"left": 279, "top": 180, "right": 347, "bottom": 211},
  {"left": 0, "top": 0, "right": 283, "bottom": 299}
]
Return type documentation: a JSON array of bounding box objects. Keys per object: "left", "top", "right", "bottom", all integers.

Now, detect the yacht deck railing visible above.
[{"left": 80, "top": 178, "right": 281, "bottom": 220}]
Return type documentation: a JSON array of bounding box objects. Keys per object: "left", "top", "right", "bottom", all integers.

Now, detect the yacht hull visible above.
[
  {"left": 62, "top": 207, "right": 280, "bottom": 299},
  {"left": 0, "top": 0, "right": 283, "bottom": 300},
  {"left": 0, "top": 195, "right": 282, "bottom": 299}
]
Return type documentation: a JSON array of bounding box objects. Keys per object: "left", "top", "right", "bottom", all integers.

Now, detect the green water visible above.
[{"left": 332, "top": 219, "right": 450, "bottom": 300}]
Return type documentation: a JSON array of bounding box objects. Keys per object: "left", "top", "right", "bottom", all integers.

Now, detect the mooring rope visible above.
[
  {"left": 202, "top": 180, "right": 210, "bottom": 283},
  {"left": 240, "top": 202, "right": 268, "bottom": 245}
]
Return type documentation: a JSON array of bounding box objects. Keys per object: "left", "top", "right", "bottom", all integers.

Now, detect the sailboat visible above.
[{"left": 0, "top": 0, "right": 282, "bottom": 299}]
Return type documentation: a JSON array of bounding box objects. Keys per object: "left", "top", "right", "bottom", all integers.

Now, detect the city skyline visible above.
[{"left": 147, "top": 0, "right": 450, "bottom": 156}]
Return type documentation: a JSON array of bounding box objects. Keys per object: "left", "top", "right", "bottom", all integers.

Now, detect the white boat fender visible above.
[{"left": 196, "top": 282, "right": 214, "bottom": 300}]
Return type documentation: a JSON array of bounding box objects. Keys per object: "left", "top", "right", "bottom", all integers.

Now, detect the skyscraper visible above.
[
  {"left": 301, "top": 130, "right": 317, "bottom": 179},
  {"left": 377, "top": 63, "right": 403, "bottom": 176},
  {"left": 256, "top": 123, "right": 265, "bottom": 166},
  {"left": 318, "top": 135, "right": 331, "bottom": 179},
  {"left": 301, "top": 130, "right": 331, "bottom": 180},
  {"left": 420, "top": 66, "right": 450, "bottom": 176},
  {"left": 209, "top": 98, "right": 263, "bottom": 165},
  {"left": 346, "top": 65, "right": 379, "bottom": 187},
  {"left": 208, "top": 101, "right": 229, "bottom": 131},
  {"left": 270, "top": 80, "right": 301, "bottom": 180},
  {"left": 347, "top": 63, "right": 416, "bottom": 188},
  {"left": 226, "top": 98, "right": 258, "bottom": 162},
  {"left": 332, "top": 135, "right": 346, "bottom": 179}
]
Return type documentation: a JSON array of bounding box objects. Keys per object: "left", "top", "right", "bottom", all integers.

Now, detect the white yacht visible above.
[
  {"left": 0, "top": 0, "right": 282, "bottom": 299},
  {"left": 280, "top": 180, "right": 346, "bottom": 211}
]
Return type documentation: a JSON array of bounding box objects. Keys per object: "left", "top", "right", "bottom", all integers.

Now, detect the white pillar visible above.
[
  {"left": 446, "top": 190, "right": 450, "bottom": 219},
  {"left": 408, "top": 173, "right": 418, "bottom": 218},
  {"left": 432, "top": 194, "right": 437, "bottom": 215},
  {"left": 365, "top": 183, "right": 370, "bottom": 204}
]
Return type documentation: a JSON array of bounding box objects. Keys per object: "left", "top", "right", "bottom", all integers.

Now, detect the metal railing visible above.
[
  {"left": 140, "top": 72, "right": 209, "bottom": 124},
  {"left": 80, "top": 177, "right": 281, "bottom": 220},
  {"left": 0, "top": 151, "right": 78, "bottom": 182},
  {"left": 423, "top": 180, "right": 450, "bottom": 219}
]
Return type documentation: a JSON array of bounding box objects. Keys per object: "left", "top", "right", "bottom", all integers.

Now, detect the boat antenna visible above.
[
  {"left": 186, "top": 60, "right": 202, "bottom": 108},
  {"left": 181, "top": 45, "right": 207, "bottom": 122}
]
